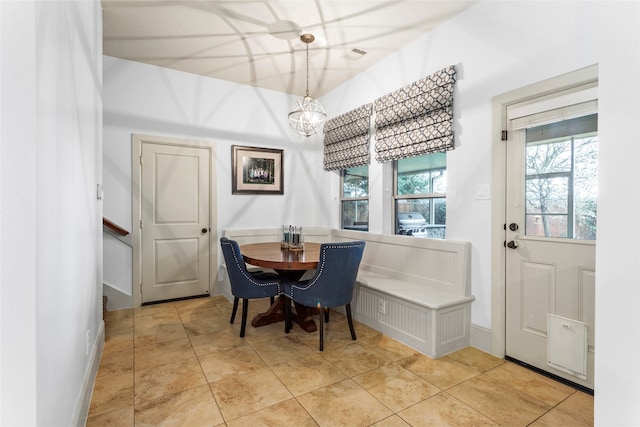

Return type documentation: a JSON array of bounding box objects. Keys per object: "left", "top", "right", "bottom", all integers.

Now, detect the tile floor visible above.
[{"left": 87, "top": 295, "right": 593, "bottom": 426}]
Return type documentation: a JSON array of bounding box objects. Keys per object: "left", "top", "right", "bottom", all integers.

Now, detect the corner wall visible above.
[
  {"left": 1, "top": 1, "right": 104, "bottom": 425},
  {"left": 594, "top": 1, "right": 640, "bottom": 424}
]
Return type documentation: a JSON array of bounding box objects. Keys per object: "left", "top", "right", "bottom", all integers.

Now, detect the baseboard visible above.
[
  {"left": 71, "top": 320, "right": 105, "bottom": 426},
  {"left": 103, "top": 281, "right": 133, "bottom": 310},
  {"left": 470, "top": 323, "right": 493, "bottom": 354}
]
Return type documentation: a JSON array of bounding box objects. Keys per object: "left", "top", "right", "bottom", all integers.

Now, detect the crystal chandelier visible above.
[{"left": 288, "top": 34, "right": 326, "bottom": 137}]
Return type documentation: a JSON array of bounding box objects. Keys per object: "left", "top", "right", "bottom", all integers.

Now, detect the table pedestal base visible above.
[{"left": 251, "top": 296, "right": 317, "bottom": 332}]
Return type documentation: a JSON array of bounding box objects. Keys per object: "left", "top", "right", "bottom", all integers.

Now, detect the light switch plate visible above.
[{"left": 475, "top": 184, "right": 491, "bottom": 200}]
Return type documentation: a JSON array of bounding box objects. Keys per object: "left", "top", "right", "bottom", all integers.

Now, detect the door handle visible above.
[
  {"left": 201, "top": 228, "right": 208, "bottom": 234},
  {"left": 509, "top": 223, "right": 519, "bottom": 231},
  {"left": 506, "top": 240, "right": 519, "bottom": 249}
]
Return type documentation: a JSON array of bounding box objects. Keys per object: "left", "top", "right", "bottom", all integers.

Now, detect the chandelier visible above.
[{"left": 288, "top": 34, "right": 326, "bottom": 137}]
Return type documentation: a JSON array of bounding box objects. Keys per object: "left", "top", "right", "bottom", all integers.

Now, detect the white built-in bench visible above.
[
  {"left": 333, "top": 229, "right": 474, "bottom": 358},
  {"left": 221, "top": 227, "right": 473, "bottom": 358}
]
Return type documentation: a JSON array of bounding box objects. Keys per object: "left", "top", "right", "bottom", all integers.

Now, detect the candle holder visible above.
[
  {"left": 290, "top": 226, "right": 304, "bottom": 251},
  {"left": 282, "top": 225, "right": 304, "bottom": 251},
  {"left": 281, "top": 225, "right": 290, "bottom": 249}
]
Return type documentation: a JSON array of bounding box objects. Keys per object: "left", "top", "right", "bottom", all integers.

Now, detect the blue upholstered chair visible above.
[
  {"left": 283, "top": 241, "right": 365, "bottom": 350},
  {"left": 220, "top": 237, "right": 281, "bottom": 337}
]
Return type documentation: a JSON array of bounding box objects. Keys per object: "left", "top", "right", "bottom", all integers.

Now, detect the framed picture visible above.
[{"left": 231, "top": 145, "right": 284, "bottom": 195}]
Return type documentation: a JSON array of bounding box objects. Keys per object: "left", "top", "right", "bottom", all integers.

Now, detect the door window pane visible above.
[{"left": 524, "top": 114, "right": 597, "bottom": 239}]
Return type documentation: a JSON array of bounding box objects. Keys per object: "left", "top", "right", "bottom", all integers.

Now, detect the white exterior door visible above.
[
  {"left": 505, "top": 86, "right": 597, "bottom": 390},
  {"left": 140, "top": 141, "right": 211, "bottom": 303}
]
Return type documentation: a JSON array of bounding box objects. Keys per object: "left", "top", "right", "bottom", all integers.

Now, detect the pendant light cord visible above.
[{"left": 305, "top": 41, "right": 310, "bottom": 97}]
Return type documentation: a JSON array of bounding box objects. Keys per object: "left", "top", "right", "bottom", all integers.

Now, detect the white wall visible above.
[
  {"left": 1, "top": 1, "right": 104, "bottom": 425},
  {"left": 103, "top": 56, "right": 330, "bottom": 296},
  {"left": 595, "top": 2, "right": 640, "bottom": 424},
  {"left": 321, "top": 0, "right": 599, "bottom": 330}
]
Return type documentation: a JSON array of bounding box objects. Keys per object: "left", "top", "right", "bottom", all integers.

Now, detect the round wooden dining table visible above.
[{"left": 241, "top": 242, "right": 321, "bottom": 332}]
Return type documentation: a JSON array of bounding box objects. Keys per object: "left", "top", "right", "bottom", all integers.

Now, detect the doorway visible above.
[
  {"left": 491, "top": 66, "right": 598, "bottom": 391},
  {"left": 132, "top": 134, "right": 217, "bottom": 306}
]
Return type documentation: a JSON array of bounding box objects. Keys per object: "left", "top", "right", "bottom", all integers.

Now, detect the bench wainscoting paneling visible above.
[{"left": 221, "top": 227, "right": 474, "bottom": 358}]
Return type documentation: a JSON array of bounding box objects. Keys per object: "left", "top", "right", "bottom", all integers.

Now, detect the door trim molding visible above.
[
  {"left": 131, "top": 133, "right": 217, "bottom": 308},
  {"left": 490, "top": 65, "right": 598, "bottom": 357}
]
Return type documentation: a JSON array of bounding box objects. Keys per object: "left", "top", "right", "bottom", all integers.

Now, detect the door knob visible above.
[
  {"left": 509, "top": 223, "right": 519, "bottom": 231},
  {"left": 201, "top": 228, "right": 208, "bottom": 234},
  {"left": 506, "top": 240, "right": 519, "bottom": 249}
]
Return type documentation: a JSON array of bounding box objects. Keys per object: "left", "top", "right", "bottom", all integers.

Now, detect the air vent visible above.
[{"left": 351, "top": 48, "right": 367, "bottom": 56}]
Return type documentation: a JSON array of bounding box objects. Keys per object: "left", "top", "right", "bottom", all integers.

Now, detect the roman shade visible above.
[
  {"left": 323, "top": 103, "right": 372, "bottom": 171},
  {"left": 374, "top": 65, "right": 456, "bottom": 162}
]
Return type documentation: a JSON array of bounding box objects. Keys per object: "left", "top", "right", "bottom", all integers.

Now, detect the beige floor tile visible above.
[
  {"left": 210, "top": 294, "right": 230, "bottom": 305},
  {"left": 134, "top": 337, "right": 196, "bottom": 371},
  {"left": 134, "top": 384, "right": 224, "bottom": 427},
  {"left": 91, "top": 299, "right": 591, "bottom": 427},
  {"left": 134, "top": 308, "right": 181, "bottom": 328},
  {"left": 359, "top": 334, "right": 418, "bottom": 361},
  {"left": 297, "top": 378, "right": 393, "bottom": 427},
  {"left": 89, "top": 372, "right": 134, "bottom": 417},
  {"left": 553, "top": 391, "right": 594, "bottom": 425},
  {"left": 134, "top": 358, "right": 207, "bottom": 404},
  {"left": 105, "top": 315, "right": 134, "bottom": 337},
  {"left": 97, "top": 348, "right": 133, "bottom": 378},
  {"left": 447, "top": 374, "right": 551, "bottom": 426},
  {"left": 320, "top": 342, "right": 390, "bottom": 377},
  {"left": 226, "top": 398, "right": 318, "bottom": 427},
  {"left": 182, "top": 311, "right": 236, "bottom": 337},
  {"left": 134, "top": 303, "right": 179, "bottom": 320},
  {"left": 250, "top": 334, "right": 317, "bottom": 365},
  {"left": 173, "top": 296, "right": 218, "bottom": 314},
  {"left": 351, "top": 320, "right": 385, "bottom": 341},
  {"left": 352, "top": 363, "right": 440, "bottom": 412},
  {"left": 86, "top": 405, "right": 134, "bottom": 427},
  {"left": 445, "top": 346, "right": 505, "bottom": 373},
  {"left": 179, "top": 305, "right": 227, "bottom": 324},
  {"left": 134, "top": 321, "right": 188, "bottom": 347},
  {"left": 105, "top": 308, "right": 134, "bottom": 325},
  {"left": 270, "top": 353, "right": 347, "bottom": 396},
  {"left": 236, "top": 319, "right": 289, "bottom": 343},
  {"left": 209, "top": 369, "right": 293, "bottom": 420},
  {"left": 398, "top": 392, "right": 499, "bottom": 427},
  {"left": 530, "top": 406, "right": 592, "bottom": 427},
  {"left": 397, "top": 353, "right": 479, "bottom": 389},
  {"left": 370, "top": 415, "right": 411, "bottom": 427},
  {"left": 198, "top": 345, "right": 267, "bottom": 383},
  {"left": 103, "top": 330, "right": 134, "bottom": 355},
  {"left": 485, "top": 361, "right": 576, "bottom": 406},
  {"left": 189, "top": 328, "right": 252, "bottom": 356}
]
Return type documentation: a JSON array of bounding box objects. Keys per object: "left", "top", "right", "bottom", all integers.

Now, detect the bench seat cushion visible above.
[{"left": 356, "top": 270, "right": 475, "bottom": 310}]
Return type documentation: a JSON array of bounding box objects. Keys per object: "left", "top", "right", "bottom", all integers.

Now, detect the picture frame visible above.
[{"left": 231, "top": 145, "right": 284, "bottom": 195}]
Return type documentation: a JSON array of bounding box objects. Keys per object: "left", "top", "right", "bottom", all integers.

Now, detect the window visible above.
[
  {"left": 394, "top": 152, "right": 446, "bottom": 238},
  {"left": 525, "top": 114, "right": 597, "bottom": 239},
  {"left": 341, "top": 166, "right": 369, "bottom": 231}
]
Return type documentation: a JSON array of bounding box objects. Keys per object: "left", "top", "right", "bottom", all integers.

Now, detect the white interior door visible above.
[
  {"left": 140, "top": 142, "right": 211, "bottom": 303},
  {"left": 505, "top": 87, "right": 597, "bottom": 390}
]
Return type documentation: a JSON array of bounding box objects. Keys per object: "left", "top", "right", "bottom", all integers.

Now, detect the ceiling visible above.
[{"left": 102, "top": 1, "right": 476, "bottom": 97}]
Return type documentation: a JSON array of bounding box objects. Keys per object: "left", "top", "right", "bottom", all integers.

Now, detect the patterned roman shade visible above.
[
  {"left": 323, "top": 103, "right": 372, "bottom": 171},
  {"left": 374, "top": 65, "right": 456, "bottom": 162}
]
